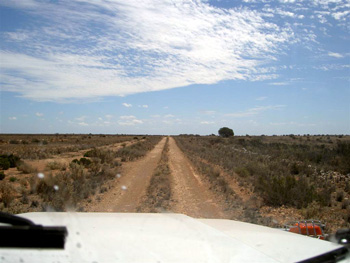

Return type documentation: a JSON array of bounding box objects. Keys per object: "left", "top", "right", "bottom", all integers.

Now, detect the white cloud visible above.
[
  {"left": 164, "top": 114, "right": 175, "bottom": 118},
  {"left": 118, "top": 115, "right": 143, "bottom": 126},
  {"left": 200, "top": 121, "right": 214, "bottom": 125},
  {"left": 105, "top": 114, "right": 113, "bottom": 119},
  {"left": 78, "top": 122, "right": 89, "bottom": 126},
  {"left": 8, "top": 116, "right": 17, "bottom": 120},
  {"left": 269, "top": 82, "right": 289, "bottom": 86},
  {"left": 122, "top": 103, "right": 132, "bottom": 108},
  {"left": 328, "top": 52, "right": 344, "bottom": 58},
  {"left": 75, "top": 116, "right": 86, "bottom": 121},
  {"left": 120, "top": 115, "right": 136, "bottom": 120},
  {"left": 35, "top": 112, "right": 44, "bottom": 117},
  {"left": 226, "top": 105, "right": 286, "bottom": 118},
  {"left": 6, "top": 31, "right": 29, "bottom": 41},
  {"left": 256, "top": 96, "right": 268, "bottom": 101},
  {"left": 138, "top": 105, "right": 148, "bottom": 108},
  {"left": 0, "top": 0, "right": 295, "bottom": 102}
]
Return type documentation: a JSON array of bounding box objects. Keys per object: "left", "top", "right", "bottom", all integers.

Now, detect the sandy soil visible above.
[
  {"left": 84, "top": 137, "right": 231, "bottom": 218},
  {"left": 167, "top": 137, "right": 229, "bottom": 219},
  {"left": 85, "top": 137, "right": 167, "bottom": 212}
]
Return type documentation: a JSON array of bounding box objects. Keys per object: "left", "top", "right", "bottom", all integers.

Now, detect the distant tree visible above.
[{"left": 218, "top": 127, "right": 234, "bottom": 138}]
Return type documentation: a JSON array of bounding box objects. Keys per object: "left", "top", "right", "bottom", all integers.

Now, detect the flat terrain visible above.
[
  {"left": 85, "top": 137, "right": 167, "bottom": 212},
  {"left": 167, "top": 137, "right": 227, "bottom": 218},
  {"left": 1, "top": 134, "right": 349, "bottom": 234}
]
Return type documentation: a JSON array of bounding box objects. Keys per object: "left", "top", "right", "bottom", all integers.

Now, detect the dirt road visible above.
[
  {"left": 167, "top": 137, "right": 229, "bottom": 219},
  {"left": 85, "top": 137, "right": 230, "bottom": 218},
  {"left": 85, "top": 137, "right": 167, "bottom": 212}
]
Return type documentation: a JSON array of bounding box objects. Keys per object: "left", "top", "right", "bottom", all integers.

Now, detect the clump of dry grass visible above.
[
  {"left": 116, "top": 136, "right": 162, "bottom": 161},
  {"left": 31, "top": 158, "right": 121, "bottom": 211},
  {"left": 0, "top": 181, "right": 16, "bottom": 208},
  {"left": 16, "top": 161, "right": 38, "bottom": 174},
  {"left": 46, "top": 161, "right": 67, "bottom": 171}
]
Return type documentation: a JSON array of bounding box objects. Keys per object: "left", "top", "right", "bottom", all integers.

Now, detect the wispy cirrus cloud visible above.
[
  {"left": 328, "top": 52, "right": 344, "bottom": 58},
  {"left": 0, "top": 0, "right": 296, "bottom": 102}
]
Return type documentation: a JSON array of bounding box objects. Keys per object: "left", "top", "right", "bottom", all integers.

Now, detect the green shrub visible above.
[
  {"left": 9, "top": 176, "right": 17, "bottom": 182},
  {"left": 218, "top": 127, "right": 234, "bottom": 138},
  {"left": 84, "top": 149, "right": 98, "bottom": 157},
  {"left": 6, "top": 154, "right": 20, "bottom": 167},
  {"left": 0, "top": 157, "right": 10, "bottom": 170},
  {"left": 0, "top": 154, "right": 20, "bottom": 170},
  {"left": 79, "top": 157, "right": 92, "bottom": 167},
  {"left": 0, "top": 171, "right": 5, "bottom": 180}
]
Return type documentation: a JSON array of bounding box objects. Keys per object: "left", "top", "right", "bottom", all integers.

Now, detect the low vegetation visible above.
[
  {"left": 115, "top": 136, "right": 162, "bottom": 161},
  {"left": 0, "top": 134, "right": 135, "bottom": 160},
  {"left": 0, "top": 134, "right": 161, "bottom": 213},
  {"left": 175, "top": 135, "right": 350, "bottom": 231},
  {"left": 137, "top": 138, "right": 172, "bottom": 212}
]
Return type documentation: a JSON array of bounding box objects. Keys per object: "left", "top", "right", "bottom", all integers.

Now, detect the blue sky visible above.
[{"left": 0, "top": 0, "right": 349, "bottom": 135}]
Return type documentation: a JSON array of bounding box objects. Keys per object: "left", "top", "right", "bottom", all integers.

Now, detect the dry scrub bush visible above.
[
  {"left": 0, "top": 135, "right": 135, "bottom": 160},
  {"left": 0, "top": 182, "right": 16, "bottom": 208},
  {"left": 46, "top": 161, "right": 67, "bottom": 171},
  {"left": 116, "top": 136, "right": 162, "bottom": 161},
  {"left": 32, "top": 156, "right": 121, "bottom": 211},
  {"left": 17, "top": 161, "right": 37, "bottom": 174},
  {"left": 174, "top": 136, "right": 336, "bottom": 209}
]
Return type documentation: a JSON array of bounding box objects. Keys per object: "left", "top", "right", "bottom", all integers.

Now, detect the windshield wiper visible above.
[{"left": 0, "top": 212, "right": 68, "bottom": 249}]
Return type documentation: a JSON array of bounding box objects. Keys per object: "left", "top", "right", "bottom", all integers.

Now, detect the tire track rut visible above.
[
  {"left": 168, "top": 137, "right": 229, "bottom": 219},
  {"left": 85, "top": 137, "right": 167, "bottom": 212}
]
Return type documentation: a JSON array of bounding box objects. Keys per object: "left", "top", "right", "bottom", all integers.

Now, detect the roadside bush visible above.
[
  {"left": 79, "top": 157, "right": 92, "bottom": 167},
  {"left": 116, "top": 137, "right": 161, "bottom": 161},
  {"left": 302, "top": 201, "right": 323, "bottom": 219},
  {"left": 255, "top": 175, "right": 317, "bottom": 208},
  {"left": 0, "top": 171, "right": 5, "bottom": 180},
  {"left": 17, "top": 161, "right": 37, "bottom": 174},
  {"left": 0, "top": 182, "right": 15, "bottom": 207},
  {"left": 46, "top": 161, "right": 66, "bottom": 171},
  {"left": 84, "top": 149, "right": 114, "bottom": 164},
  {"left": 0, "top": 154, "right": 20, "bottom": 170},
  {"left": 71, "top": 158, "right": 91, "bottom": 167},
  {"left": 0, "top": 157, "right": 10, "bottom": 170}
]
